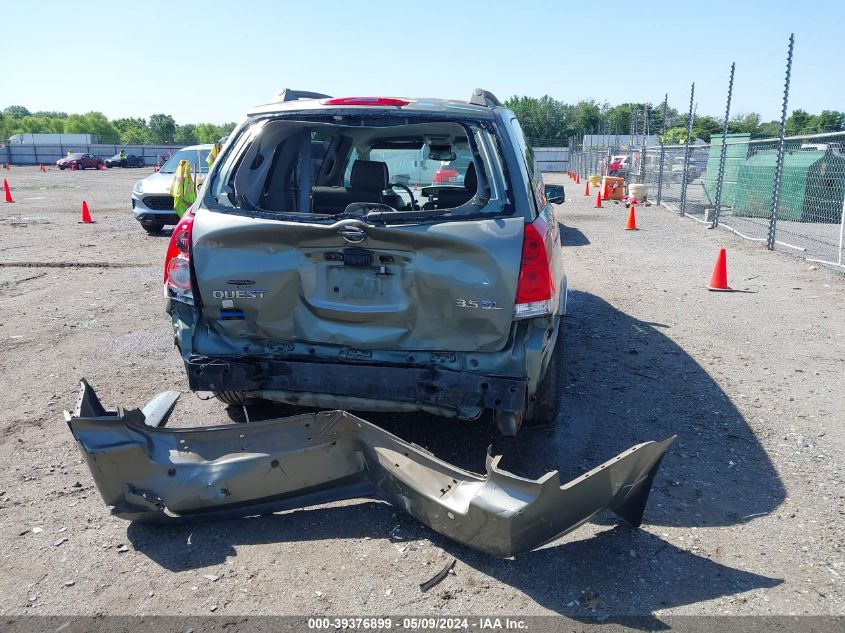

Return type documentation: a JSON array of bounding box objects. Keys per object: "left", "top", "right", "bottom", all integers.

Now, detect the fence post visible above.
[
  {"left": 679, "top": 83, "right": 696, "bottom": 217},
  {"left": 767, "top": 33, "right": 794, "bottom": 251},
  {"left": 712, "top": 62, "right": 736, "bottom": 228},
  {"left": 837, "top": 189, "right": 845, "bottom": 267},
  {"left": 626, "top": 112, "right": 635, "bottom": 187},
  {"left": 656, "top": 94, "right": 668, "bottom": 206}
]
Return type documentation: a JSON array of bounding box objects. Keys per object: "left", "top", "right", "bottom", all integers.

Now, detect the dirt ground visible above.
[{"left": 0, "top": 166, "right": 842, "bottom": 620}]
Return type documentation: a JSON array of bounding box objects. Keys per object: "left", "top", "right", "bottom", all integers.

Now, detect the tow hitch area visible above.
[{"left": 66, "top": 380, "right": 674, "bottom": 557}]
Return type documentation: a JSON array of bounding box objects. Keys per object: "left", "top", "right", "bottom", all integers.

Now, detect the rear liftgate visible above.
[{"left": 66, "top": 380, "right": 674, "bottom": 558}]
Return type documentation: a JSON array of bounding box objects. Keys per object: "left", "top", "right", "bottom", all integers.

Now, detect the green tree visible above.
[
  {"left": 604, "top": 103, "right": 646, "bottom": 136},
  {"left": 504, "top": 95, "right": 572, "bottom": 143},
  {"left": 174, "top": 124, "right": 198, "bottom": 145},
  {"left": 728, "top": 112, "right": 761, "bottom": 135},
  {"left": 195, "top": 123, "right": 222, "bottom": 143},
  {"left": 572, "top": 100, "right": 602, "bottom": 135},
  {"left": 786, "top": 109, "right": 811, "bottom": 136},
  {"left": 63, "top": 114, "right": 89, "bottom": 134},
  {"left": 82, "top": 111, "right": 119, "bottom": 143},
  {"left": 3, "top": 105, "right": 31, "bottom": 119},
  {"left": 113, "top": 117, "right": 151, "bottom": 144},
  {"left": 660, "top": 126, "right": 692, "bottom": 145},
  {"left": 806, "top": 110, "right": 844, "bottom": 133},
  {"left": 148, "top": 113, "right": 176, "bottom": 143},
  {"left": 690, "top": 115, "right": 722, "bottom": 142},
  {"left": 757, "top": 121, "right": 781, "bottom": 138},
  {"left": 650, "top": 101, "right": 680, "bottom": 133}
]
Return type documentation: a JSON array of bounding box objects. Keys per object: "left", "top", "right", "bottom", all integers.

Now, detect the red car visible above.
[
  {"left": 432, "top": 167, "right": 459, "bottom": 183},
  {"left": 56, "top": 153, "right": 104, "bottom": 170}
]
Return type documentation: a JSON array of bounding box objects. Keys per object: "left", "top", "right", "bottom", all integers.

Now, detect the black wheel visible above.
[
  {"left": 142, "top": 223, "right": 164, "bottom": 234},
  {"left": 214, "top": 391, "right": 254, "bottom": 406},
  {"left": 77, "top": 163, "right": 84, "bottom": 170},
  {"left": 524, "top": 325, "right": 564, "bottom": 430}
]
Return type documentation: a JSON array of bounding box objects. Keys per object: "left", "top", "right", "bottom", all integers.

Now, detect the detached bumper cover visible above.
[{"left": 66, "top": 380, "right": 674, "bottom": 557}]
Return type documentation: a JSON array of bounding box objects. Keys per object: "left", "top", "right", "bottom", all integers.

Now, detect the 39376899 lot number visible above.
[{"left": 308, "top": 618, "right": 394, "bottom": 629}]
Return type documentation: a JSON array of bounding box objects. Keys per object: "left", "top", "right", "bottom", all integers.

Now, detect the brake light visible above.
[
  {"left": 164, "top": 211, "right": 195, "bottom": 303},
  {"left": 323, "top": 97, "right": 410, "bottom": 107},
  {"left": 514, "top": 219, "right": 555, "bottom": 319}
]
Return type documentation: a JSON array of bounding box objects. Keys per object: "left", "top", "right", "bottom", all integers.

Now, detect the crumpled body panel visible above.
[{"left": 66, "top": 380, "right": 674, "bottom": 557}]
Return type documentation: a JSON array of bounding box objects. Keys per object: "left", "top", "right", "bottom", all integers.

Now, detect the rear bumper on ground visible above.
[
  {"left": 66, "top": 380, "right": 674, "bottom": 557},
  {"left": 184, "top": 355, "right": 527, "bottom": 416}
]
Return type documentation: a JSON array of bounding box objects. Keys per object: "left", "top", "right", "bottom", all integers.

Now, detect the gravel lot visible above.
[{"left": 0, "top": 167, "right": 842, "bottom": 620}]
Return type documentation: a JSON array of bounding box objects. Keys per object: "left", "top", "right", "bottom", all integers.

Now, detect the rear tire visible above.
[{"left": 524, "top": 326, "right": 564, "bottom": 430}]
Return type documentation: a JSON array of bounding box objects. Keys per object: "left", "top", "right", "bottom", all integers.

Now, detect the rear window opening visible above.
[{"left": 207, "top": 116, "right": 508, "bottom": 222}]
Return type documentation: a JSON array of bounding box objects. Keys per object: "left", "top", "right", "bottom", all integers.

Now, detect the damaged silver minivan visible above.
[
  {"left": 165, "top": 89, "right": 567, "bottom": 435},
  {"left": 66, "top": 91, "right": 675, "bottom": 556}
]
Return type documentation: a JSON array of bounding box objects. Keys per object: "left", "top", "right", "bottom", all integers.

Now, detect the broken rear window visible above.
[{"left": 207, "top": 115, "right": 509, "bottom": 222}]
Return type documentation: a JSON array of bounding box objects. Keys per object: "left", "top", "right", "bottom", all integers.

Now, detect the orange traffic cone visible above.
[
  {"left": 594, "top": 191, "right": 603, "bottom": 208},
  {"left": 71, "top": 163, "right": 77, "bottom": 171},
  {"left": 625, "top": 205, "right": 638, "bottom": 230},
  {"left": 39, "top": 164, "right": 45, "bottom": 172},
  {"left": 583, "top": 181, "right": 590, "bottom": 196},
  {"left": 602, "top": 182, "right": 609, "bottom": 201},
  {"left": 708, "top": 248, "right": 731, "bottom": 291},
  {"left": 3, "top": 178, "right": 13, "bottom": 203},
  {"left": 79, "top": 200, "right": 93, "bottom": 223},
  {"left": 99, "top": 163, "right": 106, "bottom": 170}
]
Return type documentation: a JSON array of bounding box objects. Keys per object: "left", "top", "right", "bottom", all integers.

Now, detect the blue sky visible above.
[{"left": 5, "top": 0, "right": 843, "bottom": 124}]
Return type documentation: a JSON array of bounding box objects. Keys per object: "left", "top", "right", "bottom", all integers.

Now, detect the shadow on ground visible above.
[
  {"left": 559, "top": 223, "right": 590, "bottom": 247},
  {"left": 128, "top": 504, "right": 781, "bottom": 617},
  {"left": 128, "top": 289, "right": 786, "bottom": 614},
  {"left": 227, "top": 289, "right": 785, "bottom": 529}
]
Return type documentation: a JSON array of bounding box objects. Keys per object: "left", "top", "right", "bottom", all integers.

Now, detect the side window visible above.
[{"left": 510, "top": 118, "right": 547, "bottom": 212}]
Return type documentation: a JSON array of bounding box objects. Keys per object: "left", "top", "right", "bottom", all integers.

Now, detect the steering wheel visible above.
[{"left": 388, "top": 182, "right": 417, "bottom": 210}]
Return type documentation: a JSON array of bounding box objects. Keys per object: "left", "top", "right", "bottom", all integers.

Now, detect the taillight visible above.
[
  {"left": 514, "top": 218, "right": 555, "bottom": 319},
  {"left": 323, "top": 97, "right": 410, "bottom": 107},
  {"left": 164, "top": 211, "right": 195, "bottom": 303}
]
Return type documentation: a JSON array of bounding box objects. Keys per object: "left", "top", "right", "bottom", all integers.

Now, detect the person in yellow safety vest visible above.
[
  {"left": 67, "top": 149, "right": 72, "bottom": 157},
  {"left": 170, "top": 159, "right": 196, "bottom": 217},
  {"left": 119, "top": 149, "right": 127, "bottom": 168},
  {"left": 206, "top": 143, "right": 222, "bottom": 167}
]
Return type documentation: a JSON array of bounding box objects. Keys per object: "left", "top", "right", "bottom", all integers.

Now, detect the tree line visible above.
[
  {"left": 0, "top": 105, "right": 236, "bottom": 146},
  {"left": 5, "top": 100, "right": 843, "bottom": 148},
  {"left": 503, "top": 96, "right": 845, "bottom": 146}
]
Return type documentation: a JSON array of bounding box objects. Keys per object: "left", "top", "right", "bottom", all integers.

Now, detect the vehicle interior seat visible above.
[
  {"left": 427, "top": 161, "right": 477, "bottom": 209},
  {"left": 312, "top": 159, "right": 402, "bottom": 213}
]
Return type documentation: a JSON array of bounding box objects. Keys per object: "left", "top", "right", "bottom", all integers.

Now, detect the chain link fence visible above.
[{"left": 570, "top": 132, "right": 845, "bottom": 269}]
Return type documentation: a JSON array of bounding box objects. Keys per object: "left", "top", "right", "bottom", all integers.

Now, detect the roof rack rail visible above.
[
  {"left": 469, "top": 88, "right": 502, "bottom": 107},
  {"left": 273, "top": 89, "right": 333, "bottom": 103}
]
